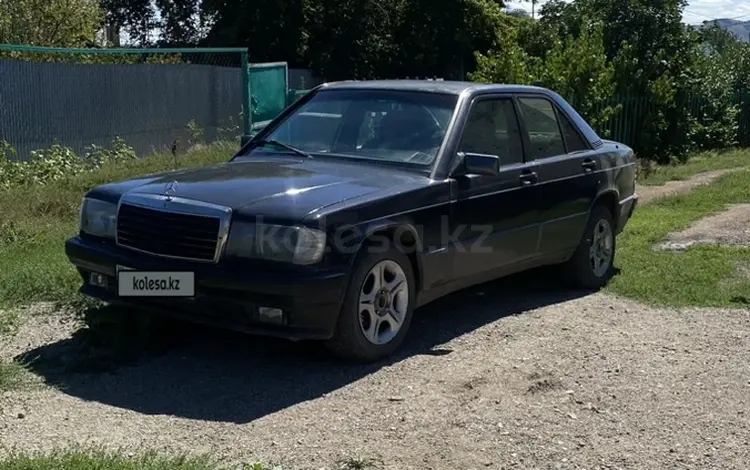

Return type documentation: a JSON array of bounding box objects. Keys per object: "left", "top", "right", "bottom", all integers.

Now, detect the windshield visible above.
[{"left": 245, "top": 88, "right": 459, "bottom": 167}]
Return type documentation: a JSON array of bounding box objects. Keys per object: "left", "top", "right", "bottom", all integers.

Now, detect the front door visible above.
[
  {"left": 515, "top": 95, "right": 601, "bottom": 255},
  {"left": 450, "top": 95, "right": 542, "bottom": 281}
]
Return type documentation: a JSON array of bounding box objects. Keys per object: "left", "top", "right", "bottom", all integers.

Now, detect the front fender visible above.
[{"left": 342, "top": 218, "right": 425, "bottom": 291}]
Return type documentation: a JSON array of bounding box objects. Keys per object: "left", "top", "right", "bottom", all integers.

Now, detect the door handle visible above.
[
  {"left": 582, "top": 159, "right": 597, "bottom": 172},
  {"left": 519, "top": 171, "right": 538, "bottom": 186}
]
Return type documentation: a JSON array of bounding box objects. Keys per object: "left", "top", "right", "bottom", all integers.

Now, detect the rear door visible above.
[{"left": 515, "top": 95, "right": 600, "bottom": 256}]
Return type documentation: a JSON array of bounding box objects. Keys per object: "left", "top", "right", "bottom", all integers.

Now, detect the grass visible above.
[
  {"left": 0, "top": 307, "right": 19, "bottom": 335},
  {"left": 0, "top": 450, "right": 301, "bottom": 470},
  {"left": 0, "top": 450, "right": 379, "bottom": 470},
  {"left": 0, "top": 360, "right": 31, "bottom": 392},
  {"left": 638, "top": 148, "right": 750, "bottom": 185},
  {"left": 0, "top": 451, "right": 231, "bottom": 470},
  {"left": 606, "top": 167, "right": 750, "bottom": 307}
]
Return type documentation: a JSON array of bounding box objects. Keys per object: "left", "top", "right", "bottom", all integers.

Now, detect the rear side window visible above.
[
  {"left": 517, "top": 97, "right": 567, "bottom": 160},
  {"left": 558, "top": 111, "right": 590, "bottom": 152}
]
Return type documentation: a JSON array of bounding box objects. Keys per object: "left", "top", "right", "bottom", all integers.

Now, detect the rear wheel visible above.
[
  {"left": 325, "top": 246, "right": 415, "bottom": 362},
  {"left": 562, "top": 204, "right": 616, "bottom": 289}
]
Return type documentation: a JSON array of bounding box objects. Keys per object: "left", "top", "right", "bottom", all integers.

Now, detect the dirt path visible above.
[
  {"left": 2, "top": 281, "right": 749, "bottom": 470},
  {"left": 656, "top": 203, "right": 750, "bottom": 251},
  {"left": 636, "top": 169, "right": 739, "bottom": 204}
]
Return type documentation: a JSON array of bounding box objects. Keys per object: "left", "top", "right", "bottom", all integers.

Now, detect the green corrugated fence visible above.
[{"left": 0, "top": 44, "right": 291, "bottom": 159}]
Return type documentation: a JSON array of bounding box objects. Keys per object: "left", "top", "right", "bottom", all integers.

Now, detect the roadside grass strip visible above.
[{"left": 607, "top": 168, "right": 750, "bottom": 307}]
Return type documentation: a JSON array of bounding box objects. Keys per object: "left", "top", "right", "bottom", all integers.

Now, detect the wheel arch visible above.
[
  {"left": 348, "top": 220, "right": 424, "bottom": 294},
  {"left": 592, "top": 190, "right": 619, "bottom": 230}
]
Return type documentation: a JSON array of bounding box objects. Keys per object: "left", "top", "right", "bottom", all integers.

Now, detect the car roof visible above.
[
  {"left": 318, "top": 79, "right": 548, "bottom": 96},
  {"left": 310, "top": 79, "right": 604, "bottom": 149}
]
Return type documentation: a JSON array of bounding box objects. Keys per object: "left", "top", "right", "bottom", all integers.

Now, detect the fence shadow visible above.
[{"left": 16, "top": 267, "right": 596, "bottom": 424}]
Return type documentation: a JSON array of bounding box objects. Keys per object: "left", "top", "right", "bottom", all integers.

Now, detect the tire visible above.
[
  {"left": 325, "top": 245, "right": 416, "bottom": 363},
  {"left": 561, "top": 204, "right": 616, "bottom": 290}
]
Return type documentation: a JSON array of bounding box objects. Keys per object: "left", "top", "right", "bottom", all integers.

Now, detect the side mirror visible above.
[{"left": 456, "top": 152, "right": 500, "bottom": 177}]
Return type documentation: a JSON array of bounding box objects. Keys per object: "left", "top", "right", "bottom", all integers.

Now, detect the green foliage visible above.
[
  {"left": 469, "top": 17, "right": 533, "bottom": 85},
  {"left": 0, "top": 450, "right": 286, "bottom": 470},
  {"left": 686, "top": 24, "right": 749, "bottom": 150},
  {"left": 0, "top": 360, "right": 30, "bottom": 392},
  {"left": 0, "top": 0, "right": 104, "bottom": 47},
  {"left": 471, "top": 16, "right": 618, "bottom": 131},
  {"left": 299, "top": 0, "right": 507, "bottom": 80},
  {"left": 532, "top": 20, "right": 619, "bottom": 132},
  {"left": 187, "top": 120, "right": 205, "bottom": 145},
  {"left": 0, "top": 138, "right": 138, "bottom": 188},
  {"left": 471, "top": 0, "right": 750, "bottom": 163},
  {"left": 0, "top": 47, "right": 186, "bottom": 65},
  {"left": 85, "top": 137, "right": 139, "bottom": 168},
  {"left": 0, "top": 450, "right": 219, "bottom": 470}
]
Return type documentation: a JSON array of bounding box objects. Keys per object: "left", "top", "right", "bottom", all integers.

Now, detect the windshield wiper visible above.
[{"left": 252, "top": 139, "right": 314, "bottom": 159}]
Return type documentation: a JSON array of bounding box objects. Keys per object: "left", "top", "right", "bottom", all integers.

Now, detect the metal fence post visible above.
[{"left": 241, "top": 49, "right": 253, "bottom": 146}]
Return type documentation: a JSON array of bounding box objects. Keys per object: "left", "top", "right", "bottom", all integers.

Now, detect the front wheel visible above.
[
  {"left": 561, "top": 205, "right": 616, "bottom": 290},
  {"left": 325, "top": 246, "right": 415, "bottom": 362}
]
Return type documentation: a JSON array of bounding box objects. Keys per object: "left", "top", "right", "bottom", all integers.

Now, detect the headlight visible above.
[
  {"left": 226, "top": 222, "right": 327, "bottom": 265},
  {"left": 80, "top": 198, "right": 117, "bottom": 239}
]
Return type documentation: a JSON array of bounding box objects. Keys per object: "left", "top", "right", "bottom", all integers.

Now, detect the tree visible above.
[
  {"left": 536, "top": 0, "right": 698, "bottom": 162},
  {"left": 471, "top": 15, "right": 617, "bottom": 129},
  {"left": 533, "top": 20, "right": 618, "bottom": 131},
  {"left": 301, "top": 0, "right": 401, "bottom": 79},
  {"left": 200, "top": 0, "right": 306, "bottom": 66},
  {"left": 469, "top": 16, "right": 534, "bottom": 85},
  {"left": 390, "top": 0, "right": 505, "bottom": 79},
  {"left": 0, "top": 0, "right": 104, "bottom": 47},
  {"left": 155, "top": 0, "right": 204, "bottom": 46},
  {"left": 99, "top": 0, "right": 155, "bottom": 46}
]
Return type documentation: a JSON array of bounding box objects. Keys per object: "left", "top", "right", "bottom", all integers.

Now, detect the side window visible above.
[
  {"left": 458, "top": 98, "right": 524, "bottom": 166},
  {"left": 558, "top": 111, "right": 590, "bottom": 153},
  {"left": 517, "top": 97, "right": 567, "bottom": 160}
]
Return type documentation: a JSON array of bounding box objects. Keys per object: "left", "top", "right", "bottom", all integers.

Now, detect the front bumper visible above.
[{"left": 65, "top": 236, "right": 348, "bottom": 340}]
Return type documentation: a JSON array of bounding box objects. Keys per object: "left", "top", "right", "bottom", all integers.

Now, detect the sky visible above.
[{"left": 503, "top": 0, "right": 750, "bottom": 25}]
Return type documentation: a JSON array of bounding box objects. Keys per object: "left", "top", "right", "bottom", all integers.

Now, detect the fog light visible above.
[
  {"left": 258, "top": 306, "right": 284, "bottom": 325},
  {"left": 89, "top": 272, "right": 108, "bottom": 288}
]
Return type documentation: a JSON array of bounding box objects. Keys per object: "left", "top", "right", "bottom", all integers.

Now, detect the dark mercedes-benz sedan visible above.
[{"left": 66, "top": 80, "right": 638, "bottom": 362}]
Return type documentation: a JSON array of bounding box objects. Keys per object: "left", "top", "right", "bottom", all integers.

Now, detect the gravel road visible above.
[
  {"left": 2, "top": 281, "right": 749, "bottom": 470},
  {"left": 1, "top": 172, "right": 749, "bottom": 469}
]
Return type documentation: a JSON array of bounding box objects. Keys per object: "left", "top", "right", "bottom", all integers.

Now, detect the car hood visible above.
[{"left": 90, "top": 156, "right": 431, "bottom": 221}]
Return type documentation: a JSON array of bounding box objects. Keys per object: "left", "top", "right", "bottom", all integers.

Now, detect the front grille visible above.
[{"left": 117, "top": 203, "right": 222, "bottom": 262}]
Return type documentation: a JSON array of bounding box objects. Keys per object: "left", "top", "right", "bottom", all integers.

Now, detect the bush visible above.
[{"left": 0, "top": 137, "right": 138, "bottom": 189}]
